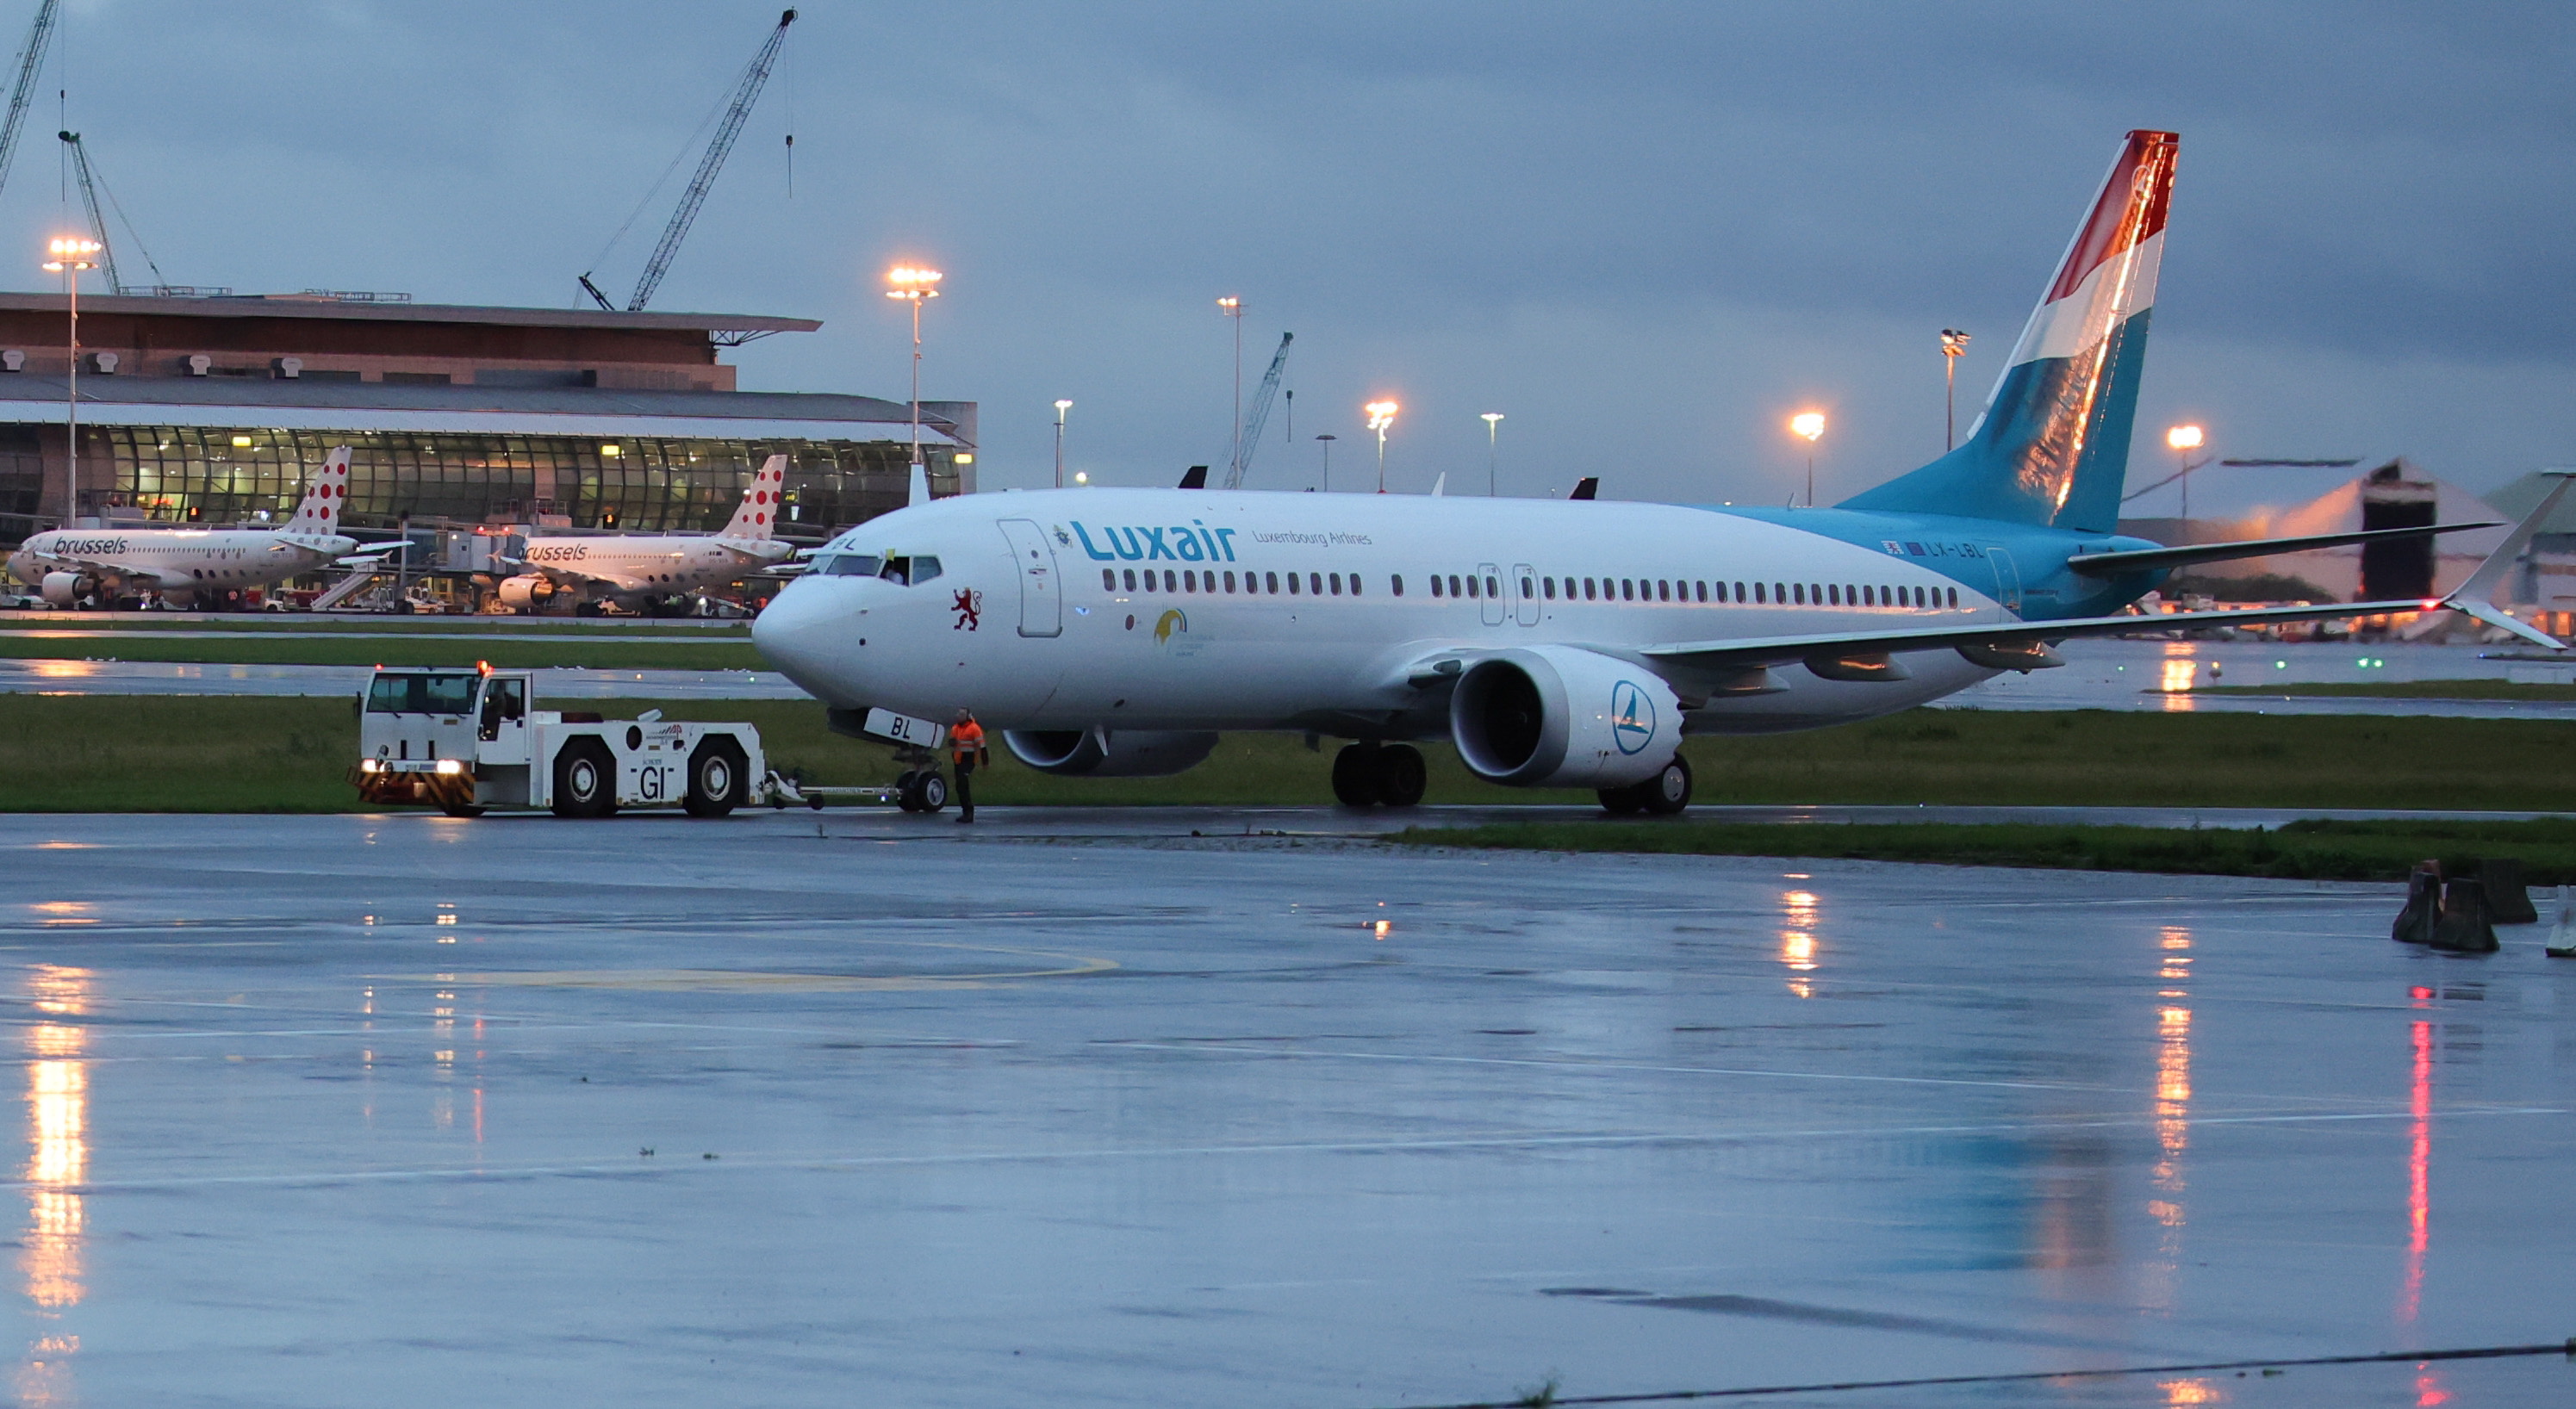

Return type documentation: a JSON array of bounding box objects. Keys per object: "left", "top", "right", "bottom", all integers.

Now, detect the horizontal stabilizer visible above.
[{"left": 2067, "top": 521, "right": 2503, "bottom": 576}]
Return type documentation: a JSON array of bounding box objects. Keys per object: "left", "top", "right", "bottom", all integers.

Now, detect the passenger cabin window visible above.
[
  {"left": 1392, "top": 574, "right": 1404, "bottom": 596},
  {"left": 368, "top": 672, "right": 479, "bottom": 715},
  {"left": 1430, "top": 575, "right": 1443, "bottom": 598},
  {"left": 1103, "top": 568, "right": 1117, "bottom": 590}
]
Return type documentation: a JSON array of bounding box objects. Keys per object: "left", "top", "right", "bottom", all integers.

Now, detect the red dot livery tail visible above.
[
  {"left": 287, "top": 446, "right": 353, "bottom": 535},
  {"left": 719, "top": 455, "right": 787, "bottom": 543}
]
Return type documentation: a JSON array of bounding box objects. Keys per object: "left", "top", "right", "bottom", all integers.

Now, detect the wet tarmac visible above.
[
  {"left": 3, "top": 811, "right": 2569, "bottom": 1406},
  {"left": 1949, "top": 639, "right": 2576, "bottom": 720}
]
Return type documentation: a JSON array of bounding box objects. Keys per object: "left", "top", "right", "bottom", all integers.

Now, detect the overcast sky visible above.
[{"left": 9, "top": 2, "right": 2571, "bottom": 517}]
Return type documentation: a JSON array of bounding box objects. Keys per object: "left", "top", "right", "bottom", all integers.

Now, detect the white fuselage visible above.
[
  {"left": 521, "top": 533, "right": 788, "bottom": 599},
  {"left": 753, "top": 488, "right": 2009, "bottom": 737},
  {"left": 8, "top": 525, "right": 356, "bottom": 599}
]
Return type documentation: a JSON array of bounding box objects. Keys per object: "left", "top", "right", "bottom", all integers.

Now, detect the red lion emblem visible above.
[{"left": 952, "top": 587, "right": 982, "bottom": 631}]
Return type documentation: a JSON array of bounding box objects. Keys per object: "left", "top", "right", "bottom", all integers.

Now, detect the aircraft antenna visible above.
[{"left": 1223, "top": 332, "right": 1294, "bottom": 490}]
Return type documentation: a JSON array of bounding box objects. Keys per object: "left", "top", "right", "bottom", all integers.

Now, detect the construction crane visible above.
[
  {"left": 1223, "top": 332, "right": 1293, "bottom": 489},
  {"left": 0, "top": 0, "right": 55, "bottom": 204},
  {"left": 582, "top": 8, "right": 795, "bottom": 313},
  {"left": 59, "top": 131, "right": 165, "bottom": 295}
]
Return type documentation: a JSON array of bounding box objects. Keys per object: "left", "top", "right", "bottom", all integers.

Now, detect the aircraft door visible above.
[
  {"left": 997, "top": 518, "right": 1062, "bottom": 637},
  {"left": 1511, "top": 562, "right": 1540, "bottom": 626},
  {"left": 477, "top": 676, "right": 530, "bottom": 763},
  {"left": 1477, "top": 562, "right": 1505, "bottom": 627},
  {"left": 1985, "top": 546, "right": 2024, "bottom": 619}
]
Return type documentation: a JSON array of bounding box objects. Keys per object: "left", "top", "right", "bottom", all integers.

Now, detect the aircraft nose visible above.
[{"left": 753, "top": 580, "right": 861, "bottom": 704}]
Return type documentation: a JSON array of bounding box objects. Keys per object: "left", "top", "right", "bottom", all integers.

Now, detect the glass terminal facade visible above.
[{"left": 84, "top": 426, "right": 962, "bottom": 537}]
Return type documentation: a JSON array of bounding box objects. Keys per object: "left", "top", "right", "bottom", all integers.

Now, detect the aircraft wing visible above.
[
  {"left": 2066, "top": 521, "right": 2504, "bottom": 576},
  {"left": 1643, "top": 472, "right": 2576, "bottom": 673},
  {"left": 1636, "top": 598, "right": 2464, "bottom": 676},
  {"left": 12, "top": 547, "right": 183, "bottom": 590},
  {"left": 530, "top": 562, "right": 646, "bottom": 593}
]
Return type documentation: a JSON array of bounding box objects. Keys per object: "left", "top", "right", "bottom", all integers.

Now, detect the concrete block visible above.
[
  {"left": 2393, "top": 862, "right": 2442, "bottom": 945},
  {"left": 2480, "top": 858, "right": 2537, "bottom": 924},
  {"left": 2430, "top": 878, "right": 2499, "bottom": 954}
]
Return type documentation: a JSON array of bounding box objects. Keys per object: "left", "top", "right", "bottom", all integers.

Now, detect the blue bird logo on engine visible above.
[{"left": 1610, "top": 681, "right": 1655, "bottom": 754}]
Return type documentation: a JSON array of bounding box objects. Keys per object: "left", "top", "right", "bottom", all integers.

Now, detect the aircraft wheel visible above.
[
  {"left": 913, "top": 770, "right": 949, "bottom": 814},
  {"left": 1596, "top": 779, "right": 1646, "bottom": 816},
  {"left": 552, "top": 739, "right": 618, "bottom": 819},
  {"left": 438, "top": 803, "right": 485, "bottom": 819},
  {"left": 1374, "top": 744, "right": 1428, "bottom": 808},
  {"left": 1640, "top": 754, "right": 1692, "bottom": 816},
  {"left": 682, "top": 741, "right": 747, "bottom": 817},
  {"left": 1330, "top": 743, "right": 1383, "bottom": 807},
  {"left": 893, "top": 769, "right": 921, "bottom": 811}
]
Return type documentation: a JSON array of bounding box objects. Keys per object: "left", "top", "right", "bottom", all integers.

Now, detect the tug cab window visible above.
[
  {"left": 477, "top": 677, "right": 526, "bottom": 741},
  {"left": 367, "top": 672, "right": 479, "bottom": 716}
]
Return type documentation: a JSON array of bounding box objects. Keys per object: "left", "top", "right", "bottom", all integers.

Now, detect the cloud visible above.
[{"left": 5, "top": 1, "right": 2567, "bottom": 511}]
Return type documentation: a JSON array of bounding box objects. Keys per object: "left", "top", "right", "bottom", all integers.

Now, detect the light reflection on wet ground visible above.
[
  {"left": 1948, "top": 639, "right": 2576, "bottom": 718},
  {"left": 1, "top": 811, "right": 2571, "bottom": 1407}
]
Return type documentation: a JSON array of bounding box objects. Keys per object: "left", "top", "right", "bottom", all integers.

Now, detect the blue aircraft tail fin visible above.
[{"left": 1840, "top": 130, "right": 2178, "bottom": 533}]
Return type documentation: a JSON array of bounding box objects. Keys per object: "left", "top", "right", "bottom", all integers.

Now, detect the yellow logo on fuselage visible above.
[{"left": 1153, "top": 609, "right": 1186, "bottom": 643}]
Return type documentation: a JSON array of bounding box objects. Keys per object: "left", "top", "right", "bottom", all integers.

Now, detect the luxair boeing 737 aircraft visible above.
[
  {"left": 8, "top": 447, "right": 359, "bottom": 607},
  {"left": 754, "top": 130, "right": 2566, "bottom": 814}
]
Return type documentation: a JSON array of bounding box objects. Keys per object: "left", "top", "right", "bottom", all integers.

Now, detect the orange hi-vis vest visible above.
[{"left": 949, "top": 718, "right": 986, "bottom": 762}]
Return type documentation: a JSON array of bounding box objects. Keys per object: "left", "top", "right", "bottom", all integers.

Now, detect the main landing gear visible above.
[
  {"left": 1599, "top": 754, "right": 1691, "bottom": 816},
  {"left": 1331, "top": 742, "right": 1428, "bottom": 808},
  {"left": 893, "top": 768, "right": 949, "bottom": 813}
]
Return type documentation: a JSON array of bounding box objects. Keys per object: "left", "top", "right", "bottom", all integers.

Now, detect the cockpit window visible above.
[
  {"left": 880, "top": 556, "right": 943, "bottom": 586},
  {"left": 818, "top": 553, "right": 884, "bottom": 577},
  {"left": 367, "top": 672, "right": 479, "bottom": 715}
]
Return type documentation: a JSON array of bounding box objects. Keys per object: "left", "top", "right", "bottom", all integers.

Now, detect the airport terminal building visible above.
[{"left": 0, "top": 291, "right": 972, "bottom": 543}]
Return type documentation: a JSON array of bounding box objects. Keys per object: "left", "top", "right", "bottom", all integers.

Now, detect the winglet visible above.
[
  {"left": 1569, "top": 476, "right": 1599, "bottom": 500},
  {"left": 1429, "top": 472, "right": 1446, "bottom": 498},
  {"left": 907, "top": 463, "right": 930, "bottom": 508},
  {"left": 1178, "top": 465, "right": 1209, "bottom": 490},
  {"left": 2442, "top": 471, "right": 2575, "bottom": 649}
]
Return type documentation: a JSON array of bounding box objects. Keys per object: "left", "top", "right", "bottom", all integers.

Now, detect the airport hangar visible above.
[{"left": 0, "top": 290, "right": 974, "bottom": 548}]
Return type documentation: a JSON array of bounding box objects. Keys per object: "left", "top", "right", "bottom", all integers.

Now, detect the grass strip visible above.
[
  {"left": 2190, "top": 680, "right": 2576, "bottom": 701},
  {"left": 1390, "top": 817, "right": 2576, "bottom": 885},
  {"left": 9, "top": 699, "right": 2576, "bottom": 814}
]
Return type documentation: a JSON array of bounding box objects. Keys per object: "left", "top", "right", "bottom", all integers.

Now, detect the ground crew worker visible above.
[{"left": 949, "top": 708, "right": 989, "bottom": 822}]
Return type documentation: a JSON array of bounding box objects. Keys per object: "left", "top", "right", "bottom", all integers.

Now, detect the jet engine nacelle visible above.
[
  {"left": 1450, "top": 645, "right": 1681, "bottom": 789},
  {"left": 497, "top": 574, "right": 557, "bottom": 610},
  {"left": 39, "top": 571, "right": 85, "bottom": 607},
  {"left": 1003, "top": 727, "right": 1220, "bottom": 777}
]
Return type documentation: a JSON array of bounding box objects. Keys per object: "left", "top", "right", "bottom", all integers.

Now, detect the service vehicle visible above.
[{"left": 352, "top": 665, "right": 766, "bottom": 819}]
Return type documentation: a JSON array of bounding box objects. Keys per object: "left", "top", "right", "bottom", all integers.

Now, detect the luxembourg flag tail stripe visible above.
[{"left": 1840, "top": 130, "right": 2177, "bottom": 535}]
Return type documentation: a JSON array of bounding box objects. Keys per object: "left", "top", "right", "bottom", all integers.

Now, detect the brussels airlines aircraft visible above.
[
  {"left": 496, "top": 454, "right": 795, "bottom": 611},
  {"left": 754, "top": 131, "right": 2565, "bottom": 814},
  {"left": 7, "top": 447, "right": 358, "bottom": 607}
]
